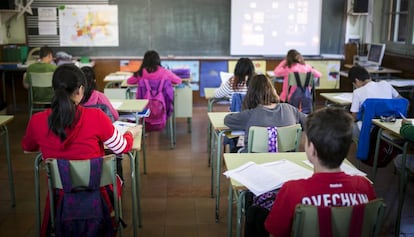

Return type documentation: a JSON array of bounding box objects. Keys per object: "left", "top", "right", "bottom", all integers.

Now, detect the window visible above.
[{"left": 382, "top": 0, "right": 414, "bottom": 55}]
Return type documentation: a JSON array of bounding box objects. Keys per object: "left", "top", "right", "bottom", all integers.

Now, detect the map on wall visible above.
[{"left": 58, "top": 5, "right": 119, "bottom": 47}]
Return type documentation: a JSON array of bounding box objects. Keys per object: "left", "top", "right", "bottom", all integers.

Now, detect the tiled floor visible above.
[{"left": 0, "top": 101, "right": 413, "bottom": 236}]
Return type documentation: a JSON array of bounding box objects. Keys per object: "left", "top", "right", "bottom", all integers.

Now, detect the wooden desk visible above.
[
  {"left": 319, "top": 92, "right": 352, "bottom": 108},
  {"left": 385, "top": 79, "right": 414, "bottom": 93},
  {"left": 342, "top": 64, "right": 402, "bottom": 80},
  {"left": 103, "top": 71, "right": 133, "bottom": 88},
  {"left": 371, "top": 118, "right": 409, "bottom": 236},
  {"left": 0, "top": 115, "right": 15, "bottom": 207},
  {"left": 224, "top": 152, "right": 364, "bottom": 237},
  {"left": 208, "top": 112, "right": 232, "bottom": 222}
]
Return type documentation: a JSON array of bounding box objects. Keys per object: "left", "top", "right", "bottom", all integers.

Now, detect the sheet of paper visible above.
[
  {"left": 113, "top": 121, "right": 136, "bottom": 135},
  {"left": 224, "top": 159, "right": 313, "bottom": 196},
  {"left": 333, "top": 93, "right": 353, "bottom": 102},
  {"left": 110, "top": 101, "right": 122, "bottom": 109}
]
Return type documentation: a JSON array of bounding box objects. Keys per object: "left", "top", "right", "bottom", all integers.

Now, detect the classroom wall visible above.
[{"left": 26, "top": 0, "right": 346, "bottom": 57}]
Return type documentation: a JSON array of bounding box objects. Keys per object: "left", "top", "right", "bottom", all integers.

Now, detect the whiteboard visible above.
[{"left": 230, "top": 0, "right": 322, "bottom": 56}]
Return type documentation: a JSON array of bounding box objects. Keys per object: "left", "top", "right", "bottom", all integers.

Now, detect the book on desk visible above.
[{"left": 224, "top": 159, "right": 366, "bottom": 196}]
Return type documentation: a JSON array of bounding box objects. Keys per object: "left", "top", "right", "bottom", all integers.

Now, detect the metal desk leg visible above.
[
  {"left": 395, "top": 142, "right": 409, "bottom": 237},
  {"left": 34, "top": 154, "right": 42, "bottom": 237},
  {"left": 210, "top": 126, "right": 216, "bottom": 198},
  {"left": 215, "top": 130, "right": 225, "bottom": 222},
  {"left": 2, "top": 125, "right": 15, "bottom": 207},
  {"left": 227, "top": 183, "right": 234, "bottom": 237},
  {"left": 128, "top": 150, "right": 142, "bottom": 237},
  {"left": 236, "top": 191, "right": 247, "bottom": 237},
  {"left": 372, "top": 127, "right": 383, "bottom": 183}
]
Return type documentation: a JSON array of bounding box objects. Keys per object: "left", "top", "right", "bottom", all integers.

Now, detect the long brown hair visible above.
[
  {"left": 285, "top": 49, "right": 305, "bottom": 68},
  {"left": 242, "top": 74, "right": 280, "bottom": 110}
]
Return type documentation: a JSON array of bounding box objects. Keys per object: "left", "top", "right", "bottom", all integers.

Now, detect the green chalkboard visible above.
[{"left": 35, "top": 0, "right": 345, "bottom": 57}]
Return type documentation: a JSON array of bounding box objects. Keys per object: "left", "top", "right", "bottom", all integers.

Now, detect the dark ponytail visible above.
[{"left": 48, "top": 64, "right": 86, "bottom": 141}]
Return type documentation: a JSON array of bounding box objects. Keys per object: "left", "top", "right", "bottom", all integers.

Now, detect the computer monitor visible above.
[{"left": 367, "top": 43, "right": 386, "bottom": 67}]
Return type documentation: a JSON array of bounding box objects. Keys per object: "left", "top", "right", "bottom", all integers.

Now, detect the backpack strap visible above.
[
  {"left": 304, "top": 72, "right": 311, "bottom": 88},
  {"left": 143, "top": 79, "right": 152, "bottom": 98},
  {"left": 57, "top": 158, "right": 103, "bottom": 192},
  {"left": 158, "top": 79, "right": 166, "bottom": 94},
  {"left": 293, "top": 72, "right": 305, "bottom": 92}
]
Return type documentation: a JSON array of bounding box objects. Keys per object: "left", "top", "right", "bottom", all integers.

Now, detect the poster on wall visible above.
[{"left": 58, "top": 5, "right": 119, "bottom": 46}]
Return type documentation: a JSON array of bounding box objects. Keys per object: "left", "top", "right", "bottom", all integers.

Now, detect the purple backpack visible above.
[{"left": 54, "top": 158, "right": 116, "bottom": 237}]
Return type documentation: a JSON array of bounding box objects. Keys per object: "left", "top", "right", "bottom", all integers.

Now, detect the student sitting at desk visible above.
[
  {"left": 264, "top": 107, "right": 376, "bottom": 237},
  {"left": 21, "top": 64, "right": 141, "bottom": 236},
  {"left": 214, "top": 57, "right": 255, "bottom": 105},
  {"left": 80, "top": 66, "right": 119, "bottom": 121},
  {"left": 127, "top": 50, "right": 182, "bottom": 86},
  {"left": 348, "top": 65, "right": 400, "bottom": 137},
  {"left": 224, "top": 74, "right": 306, "bottom": 152},
  {"left": 273, "top": 49, "right": 321, "bottom": 104},
  {"left": 22, "top": 46, "right": 57, "bottom": 100}
]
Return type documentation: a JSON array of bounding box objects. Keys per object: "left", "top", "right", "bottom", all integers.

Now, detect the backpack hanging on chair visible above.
[{"left": 288, "top": 72, "right": 314, "bottom": 114}]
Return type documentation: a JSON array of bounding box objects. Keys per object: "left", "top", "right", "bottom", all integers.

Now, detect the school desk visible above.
[
  {"left": 31, "top": 125, "right": 143, "bottom": 237},
  {"left": 371, "top": 118, "right": 411, "bottom": 236},
  {"left": 208, "top": 111, "right": 232, "bottom": 222},
  {"left": 224, "top": 152, "right": 364, "bottom": 237},
  {"left": 342, "top": 64, "right": 402, "bottom": 80},
  {"left": 110, "top": 99, "right": 149, "bottom": 173},
  {"left": 0, "top": 115, "right": 15, "bottom": 207},
  {"left": 319, "top": 92, "right": 353, "bottom": 108},
  {"left": 204, "top": 87, "right": 230, "bottom": 112}
]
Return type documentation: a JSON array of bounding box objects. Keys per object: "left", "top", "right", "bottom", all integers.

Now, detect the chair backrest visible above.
[
  {"left": 28, "top": 72, "right": 54, "bottom": 116},
  {"left": 288, "top": 72, "right": 315, "bottom": 87},
  {"left": 291, "top": 198, "right": 386, "bottom": 237},
  {"left": 247, "top": 124, "right": 302, "bottom": 153},
  {"left": 30, "top": 72, "right": 54, "bottom": 88},
  {"left": 46, "top": 154, "right": 117, "bottom": 189}
]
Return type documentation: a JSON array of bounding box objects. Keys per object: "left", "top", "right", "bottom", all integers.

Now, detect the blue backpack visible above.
[{"left": 53, "top": 158, "right": 116, "bottom": 237}]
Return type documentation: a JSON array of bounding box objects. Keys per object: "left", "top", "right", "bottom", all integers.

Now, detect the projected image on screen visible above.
[{"left": 231, "top": 0, "right": 322, "bottom": 56}]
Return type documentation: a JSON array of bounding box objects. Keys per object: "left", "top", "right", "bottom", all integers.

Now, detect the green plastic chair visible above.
[
  {"left": 28, "top": 72, "right": 53, "bottom": 116},
  {"left": 45, "top": 154, "right": 124, "bottom": 237},
  {"left": 291, "top": 198, "right": 386, "bottom": 237},
  {"left": 247, "top": 124, "right": 302, "bottom": 153}
]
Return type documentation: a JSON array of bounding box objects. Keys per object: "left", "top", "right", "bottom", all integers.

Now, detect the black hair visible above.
[
  {"left": 48, "top": 64, "right": 86, "bottom": 142},
  {"left": 305, "top": 107, "right": 354, "bottom": 169},
  {"left": 39, "top": 46, "right": 53, "bottom": 59},
  {"left": 348, "top": 65, "right": 370, "bottom": 83},
  {"left": 80, "top": 66, "right": 96, "bottom": 104},
  {"left": 232, "top": 57, "right": 255, "bottom": 90},
  {"left": 135, "top": 50, "right": 161, "bottom": 77}
]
